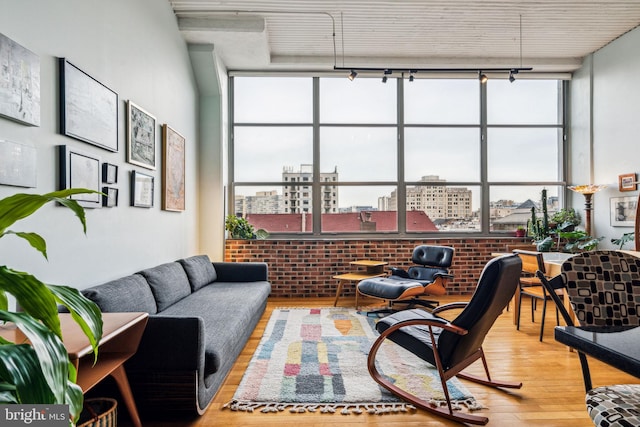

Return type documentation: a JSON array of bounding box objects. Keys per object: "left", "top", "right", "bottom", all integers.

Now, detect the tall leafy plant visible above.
[{"left": 0, "top": 189, "right": 103, "bottom": 425}]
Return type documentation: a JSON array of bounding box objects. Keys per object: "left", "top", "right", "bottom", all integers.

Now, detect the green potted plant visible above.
[
  {"left": 612, "top": 231, "right": 635, "bottom": 249},
  {"left": 515, "top": 225, "right": 526, "bottom": 237},
  {"left": 556, "top": 229, "right": 603, "bottom": 253},
  {"left": 550, "top": 208, "right": 581, "bottom": 231},
  {"left": 0, "top": 189, "right": 103, "bottom": 426},
  {"left": 225, "top": 215, "right": 268, "bottom": 239}
]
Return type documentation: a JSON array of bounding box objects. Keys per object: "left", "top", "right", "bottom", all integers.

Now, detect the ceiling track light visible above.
[{"left": 338, "top": 66, "right": 532, "bottom": 82}]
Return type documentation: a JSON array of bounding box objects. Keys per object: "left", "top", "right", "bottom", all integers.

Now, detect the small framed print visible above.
[
  {"left": 102, "top": 162, "right": 118, "bottom": 184},
  {"left": 618, "top": 173, "right": 637, "bottom": 192},
  {"left": 127, "top": 101, "right": 156, "bottom": 170},
  {"left": 58, "top": 145, "right": 101, "bottom": 208},
  {"left": 131, "top": 170, "right": 154, "bottom": 208},
  {"left": 611, "top": 196, "right": 637, "bottom": 226},
  {"left": 102, "top": 186, "right": 118, "bottom": 207}
]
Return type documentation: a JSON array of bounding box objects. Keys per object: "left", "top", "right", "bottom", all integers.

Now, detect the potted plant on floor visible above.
[{"left": 0, "top": 189, "right": 103, "bottom": 426}]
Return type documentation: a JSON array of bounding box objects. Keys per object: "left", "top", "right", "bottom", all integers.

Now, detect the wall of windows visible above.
[{"left": 230, "top": 75, "right": 565, "bottom": 237}]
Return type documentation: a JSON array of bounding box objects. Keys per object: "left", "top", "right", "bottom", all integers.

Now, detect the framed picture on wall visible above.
[
  {"left": 102, "top": 186, "right": 118, "bottom": 207},
  {"left": 102, "top": 162, "right": 118, "bottom": 184},
  {"left": 59, "top": 58, "right": 118, "bottom": 151},
  {"left": 58, "top": 145, "right": 102, "bottom": 208},
  {"left": 161, "top": 124, "right": 185, "bottom": 211},
  {"left": 618, "top": 173, "right": 637, "bottom": 192},
  {"left": 610, "top": 196, "right": 637, "bottom": 227},
  {"left": 127, "top": 101, "right": 156, "bottom": 170},
  {"left": 0, "top": 33, "right": 40, "bottom": 126},
  {"left": 131, "top": 170, "right": 154, "bottom": 208}
]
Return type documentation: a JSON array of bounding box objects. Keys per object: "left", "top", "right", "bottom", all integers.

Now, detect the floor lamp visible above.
[{"left": 568, "top": 184, "right": 606, "bottom": 237}]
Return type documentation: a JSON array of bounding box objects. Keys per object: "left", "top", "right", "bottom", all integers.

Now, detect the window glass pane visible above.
[
  {"left": 488, "top": 80, "right": 560, "bottom": 124},
  {"left": 234, "top": 127, "right": 312, "bottom": 181},
  {"left": 321, "top": 186, "right": 397, "bottom": 233},
  {"left": 235, "top": 185, "right": 313, "bottom": 234},
  {"left": 398, "top": 185, "right": 479, "bottom": 232},
  {"left": 487, "top": 128, "right": 560, "bottom": 182},
  {"left": 405, "top": 79, "right": 480, "bottom": 124},
  {"left": 321, "top": 127, "right": 397, "bottom": 181},
  {"left": 489, "top": 185, "right": 561, "bottom": 233},
  {"left": 234, "top": 77, "right": 312, "bottom": 123},
  {"left": 405, "top": 128, "right": 480, "bottom": 181},
  {"left": 320, "top": 78, "right": 396, "bottom": 124}
]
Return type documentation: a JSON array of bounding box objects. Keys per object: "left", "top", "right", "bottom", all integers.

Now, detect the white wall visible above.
[
  {"left": 570, "top": 26, "right": 640, "bottom": 249},
  {"left": 0, "top": 0, "right": 201, "bottom": 288}
]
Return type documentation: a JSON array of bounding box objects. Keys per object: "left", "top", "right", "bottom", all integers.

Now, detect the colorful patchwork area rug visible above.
[{"left": 225, "top": 307, "right": 482, "bottom": 415}]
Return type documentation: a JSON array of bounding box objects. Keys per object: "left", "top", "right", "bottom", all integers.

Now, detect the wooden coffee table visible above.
[{"left": 333, "top": 260, "right": 387, "bottom": 307}]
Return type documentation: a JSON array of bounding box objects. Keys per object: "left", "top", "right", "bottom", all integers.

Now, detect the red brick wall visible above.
[{"left": 224, "top": 238, "right": 525, "bottom": 298}]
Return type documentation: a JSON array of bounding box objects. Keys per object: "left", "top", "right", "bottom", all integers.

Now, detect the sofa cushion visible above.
[
  {"left": 139, "top": 262, "right": 191, "bottom": 311},
  {"left": 161, "top": 281, "right": 271, "bottom": 378},
  {"left": 179, "top": 255, "right": 217, "bottom": 292},
  {"left": 83, "top": 274, "right": 157, "bottom": 314}
]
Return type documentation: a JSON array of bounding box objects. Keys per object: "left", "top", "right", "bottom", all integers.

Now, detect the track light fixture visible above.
[{"left": 339, "top": 66, "right": 532, "bottom": 82}]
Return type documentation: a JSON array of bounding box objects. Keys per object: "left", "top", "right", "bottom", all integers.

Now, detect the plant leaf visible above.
[
  {"left": 0, "top": 342, "right": 55, "bottom": 404},
  {"left": 0, "top": 290, "right": 7, "bottom": 311},
  {"left": 0, "top": 311, "right": 69, "bottom": 404},
  {"left": 3, "top": 231, "right": 48, "bottom": 260},
  {"left": 48, "top": 284, "right": 103, "bottom": 363},
  {"left": 0, "top": 266, "right": 61, "bottom": 337},
  {"left": 0, "top": 189, "right": 98, "bottom": 236}
]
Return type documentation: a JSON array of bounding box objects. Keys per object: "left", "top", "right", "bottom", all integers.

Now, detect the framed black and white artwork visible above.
[
  {"left": 131, "top": 170, "right": 154, "bottom": 208},
  {"left": 127, "top": 101, "right": 156, "bottom": 170},
  {"left": 59, "top": 58, "right": 118, "bottom": 152},
  {"left": 58, "top": 145, "right": 102, "bottom": 208},
  {"left": 611, "top": 196, "right": 637, "bottom": 227},
  {"left": 0, "top": 140, "right": 37, "bottom": 187},
  {"left": 0, "top": 33, "right": 40, "bottom": 126},
  {"left": 102, "top": 186, "right": 118, "bottom": 207},
  {"left": 102, "top": 162, "right": 118, "bottom": 184}
]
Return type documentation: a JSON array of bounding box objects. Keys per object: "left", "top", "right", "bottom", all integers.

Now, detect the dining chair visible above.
[
  {"left": 513, "top": 249, "right": 559, "bottom": 341},
  {"left": 537, "top": 250, "right": 640, "bottom": 427}
]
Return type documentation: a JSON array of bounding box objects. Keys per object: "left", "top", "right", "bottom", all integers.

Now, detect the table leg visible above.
[
  {"left": 110, "top": 365, "right": 142, "bottom": 427},
  {"left": 512, "top": 289, "right": 521, "bottom": 325},
  {"left": 333, "top": 280, "right": 345, "bottom": 306}
]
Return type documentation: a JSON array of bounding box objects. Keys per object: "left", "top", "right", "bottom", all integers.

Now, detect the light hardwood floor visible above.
[{"left": 127, "top": 295, "right": 637, "bottom": 426}]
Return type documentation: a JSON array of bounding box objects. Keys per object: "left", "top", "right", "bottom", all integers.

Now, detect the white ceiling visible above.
[{"left": 170, "top": 1, "right": 640, "bottom": 74}]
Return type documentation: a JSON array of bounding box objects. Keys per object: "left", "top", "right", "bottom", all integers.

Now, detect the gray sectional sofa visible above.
[{"left": 82, "top": 254, "right": 271, "bottom": 414}]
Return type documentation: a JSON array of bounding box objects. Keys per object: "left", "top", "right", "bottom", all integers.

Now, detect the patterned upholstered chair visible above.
[
  {"left": 537, "top": 251, "right": 640, "bottom": 427},
  {"left": 562, "top": 250, "right": 640, "bottom": 326}
]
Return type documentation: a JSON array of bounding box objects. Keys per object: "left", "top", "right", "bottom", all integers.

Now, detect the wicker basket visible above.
[{"left": 78, "top": 398, "right": 117, "bottom": 427}]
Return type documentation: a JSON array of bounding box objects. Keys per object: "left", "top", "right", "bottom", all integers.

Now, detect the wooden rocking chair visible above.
[{"left": 367, "top": 254, "right": 523, "bottom": 425}]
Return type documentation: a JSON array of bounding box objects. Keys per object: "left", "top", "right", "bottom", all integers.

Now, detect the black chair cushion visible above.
[{"left": 357, "top": 277, "right": 423, "bottom": 300}]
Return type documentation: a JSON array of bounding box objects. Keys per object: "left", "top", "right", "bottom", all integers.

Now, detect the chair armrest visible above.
[
  {"left": 433, "top": 272, "right": 454, "bottom": 280},
  {"left": 212, "top": 262, "right": 268, "bottom": 282},
  {"left": 389, "top": 267, "right": 410, "bottom": 278},
  {"left": 381, "top": 312, "right": 468, "bottom": 336},
  {"left": 126, "top": 316, "right": 204, "bottom": 371},
  {"left": 432, "top": 301, "right": 469, "bottom": 315}
]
